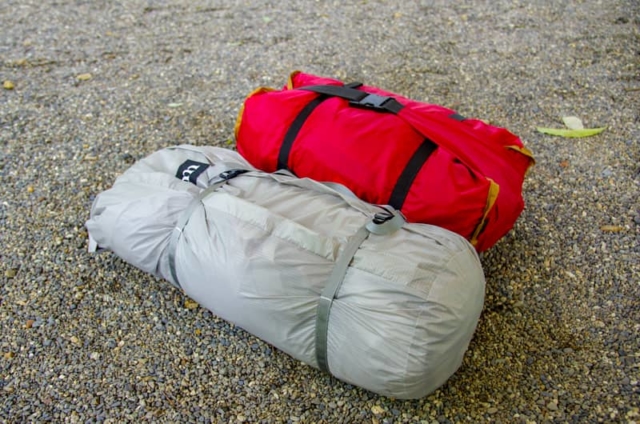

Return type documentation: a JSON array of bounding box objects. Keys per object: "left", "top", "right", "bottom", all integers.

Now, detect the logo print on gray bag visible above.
[{"left": 176, "top": 160, "right": 209, "bottom": 185}]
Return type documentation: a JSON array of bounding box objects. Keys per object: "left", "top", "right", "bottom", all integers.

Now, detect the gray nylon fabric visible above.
[
  {"left": 167, "top": 177, "right": 232, "bottom": 288},
  {"left": 85, "top": 145, "right": 486, "bottom": 399},
  {"left": 315, "top": 224, "right": 371, "bottom": 374}
]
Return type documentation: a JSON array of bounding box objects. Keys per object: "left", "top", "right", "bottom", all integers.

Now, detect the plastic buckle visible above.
[
  {"left": 367, "top": 209, "right": 406, "bottom": 235},
  {"left": 349, "top": 94, "right": 393, "bottom": 112},
  {"left": 372, "top": 212, "right": 394, "bottom": 224},
  {"left": 219, "top": 169, "right": 249, "bottom": 180}
]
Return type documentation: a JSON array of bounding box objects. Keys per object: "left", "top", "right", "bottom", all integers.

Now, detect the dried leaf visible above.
[
  {"left": 562, "top": 116, "right": 584, "bottom": 130},
  {"left": 3, "top": 80, "right": 15, "bottom": 90},
  {"left": 600, "top": 225, "right": 624, "bottom": 232},
  {"left": 25, "top": 320, "right": 35, "bottom": 329},
  {"left": 536, "top": 127, "right": 606, "bottom": 138}
]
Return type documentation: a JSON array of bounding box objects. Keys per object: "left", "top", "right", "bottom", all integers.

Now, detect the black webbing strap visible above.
[
  {"left": 279, "top": 82, "right": 439, "bottom": 210},
  {"left": 300, "top": 85, "right": 404, "bottom": 114},
  {"left": 277, "top": 95, "right": 327, "bottom": 170},
  {"left": 277, "top": 83, "right": 364, "bottom": 171},
  {"left": 387, "top": 137, "right": 438, "bottom": 210},
  {"left": 449, "top": 112, "right": 467, "bottom": 121}
]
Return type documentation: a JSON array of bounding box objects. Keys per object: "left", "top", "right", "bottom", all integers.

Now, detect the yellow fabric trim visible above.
[
  {"left": 234, "top": 87, "right": 276, "bottom": 139},
  {"left": 470, "top": 178, "right": 500, "bottom": 247},
  {"left": 287, "top": 70, "right": 302, "bottom": 89},
  {"left": 506, "top": 145, "right": 535, "bottom": 163},
  {"left": 505, "top": 145, "right": 536, "bottom": 176}
]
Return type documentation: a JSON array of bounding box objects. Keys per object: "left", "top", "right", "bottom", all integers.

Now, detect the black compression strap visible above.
[
  {"left": 277, "top": 95, "right": 327, "bottom": 170},
  {"left": 388, "top": 138, "right": 438, "bottom": 210},
  {"left": 345, "top": 82, "right": 363, "bottom": 89},
  {"left": 300, "top": 85, "right": 404, "bottom": 114},
  {"left": 301, "top": 85, "right": 365, "bottom": 101},
  {"left": 277, "top": 83, "right": 367, "bottom": 171}
]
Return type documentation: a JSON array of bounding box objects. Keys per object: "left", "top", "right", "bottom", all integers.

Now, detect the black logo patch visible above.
[{"left": 176, "top": 160, "right": 209, "bottom": 185}]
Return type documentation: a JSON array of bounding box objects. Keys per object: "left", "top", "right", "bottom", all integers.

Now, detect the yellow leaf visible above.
[
  {"left": 536, "top": 127, "right": 606, "bottom": 138},
  {"left": 77, "top": 73, "right": 92, "bottom": 81},
  {"left": 3, "top": 80, "right": 15, "bottom": 90}
]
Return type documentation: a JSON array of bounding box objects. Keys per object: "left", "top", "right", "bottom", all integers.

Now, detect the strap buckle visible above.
[
  {"left": 219, "top": 169, "right": 249, "bottom": 180},
  {"left": 367, "top": 208, "right": 406, "bottom": 235},
  {"left": 372, "top": 211, "right": 394, "bottom": 224},
  {"left": 349, "top": 93, "right": 394, "bottom": 111}
]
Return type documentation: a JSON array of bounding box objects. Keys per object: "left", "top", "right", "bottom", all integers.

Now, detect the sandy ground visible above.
[{"left": 1, "top": 0, "right": 639, "bottom": 422}]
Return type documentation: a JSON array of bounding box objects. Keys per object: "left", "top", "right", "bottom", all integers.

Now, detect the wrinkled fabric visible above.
[
  {"left": 236, "top": 71, "right": 534, "bottom": 251},
  {"left": 86, "top": 145, "right": 485, "bottom": 399}
]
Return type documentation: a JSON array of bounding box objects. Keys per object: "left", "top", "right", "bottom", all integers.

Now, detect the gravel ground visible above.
[{"left": 1, "top": 0, "right": 639, "bottom": 423}]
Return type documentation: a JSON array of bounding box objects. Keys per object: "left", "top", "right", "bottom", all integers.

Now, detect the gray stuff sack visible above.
[{"left": 85, "top": 145, "right": 485, "bottom": 399}]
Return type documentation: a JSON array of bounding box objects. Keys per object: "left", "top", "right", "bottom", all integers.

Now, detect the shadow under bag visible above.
[
  {"left": 236, "top": 71, "right": 534, "bottom": 251},
  {"left": 86, "top": 145, "right": 485, "bottom": 399}
]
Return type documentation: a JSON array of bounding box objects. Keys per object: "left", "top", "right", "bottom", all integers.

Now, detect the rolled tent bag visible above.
[
  {"left": 235, "top": 71, "right": 535, "bottom": 252},
  {"left": 85, "top": 145, "right": 486, "bottom": 399}
]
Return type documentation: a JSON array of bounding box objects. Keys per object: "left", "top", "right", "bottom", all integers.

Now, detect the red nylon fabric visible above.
[{"left": 236, "top": 71, "right": 534, "bottom": 251}]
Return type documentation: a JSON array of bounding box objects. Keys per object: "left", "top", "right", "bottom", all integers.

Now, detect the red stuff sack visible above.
[{"left": 235, "top": 71, "right": 534, "bottom": 251}]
